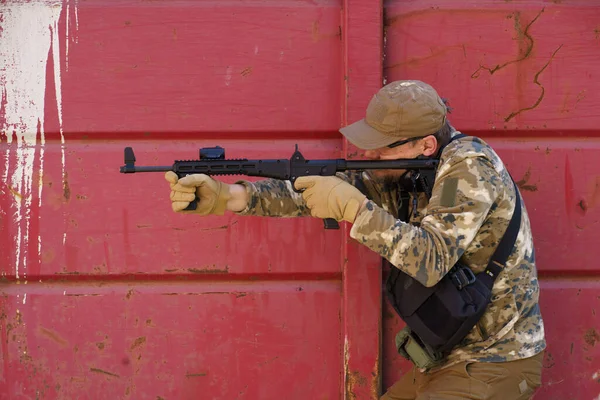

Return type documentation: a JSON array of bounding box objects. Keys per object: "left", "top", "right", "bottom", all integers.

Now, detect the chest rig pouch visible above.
[{"left": 385, "top": 140, "right": 522, "bottom": 368}]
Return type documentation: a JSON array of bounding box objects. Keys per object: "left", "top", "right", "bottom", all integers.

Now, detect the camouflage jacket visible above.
[{"left": 235, "top": 133, "right": 546, "bottom": 369}]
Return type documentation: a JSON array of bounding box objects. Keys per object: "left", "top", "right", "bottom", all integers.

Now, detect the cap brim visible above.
[{"left": 339, "top": 119, "right": 398, "bottom": 150}]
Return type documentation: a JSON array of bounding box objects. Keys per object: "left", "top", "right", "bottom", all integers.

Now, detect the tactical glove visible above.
[
  {"left": 165, "top": 172, "right": 232, "bottom": 215},
  {"left": 294, "top": 176, "right": 367, "bottom": 223}
]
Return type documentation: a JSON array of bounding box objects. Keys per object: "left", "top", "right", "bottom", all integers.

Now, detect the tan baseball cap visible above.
[{"left": 339, "top": 80, "right": 447, "bottom": 150}]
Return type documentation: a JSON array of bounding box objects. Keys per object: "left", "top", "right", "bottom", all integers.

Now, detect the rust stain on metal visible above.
[
  {"left": 516, "top": 167, "right": 538, "bottom": 192},
  {"left": 471, "top": 9, "right": 544, "bottom": 78},
  {"left": 96, "top": 342, "right": 105, "bottom": 350},
  {"left": 344, "top": 338, "right": 352, "bottom": 399},
  {"left": 126, "top": 289, "right": 135, "bottom": 300},
  {"left": 6, "top": 185, "right": 23, "bottom": 200},
  {"left": 130, "top": 336, "right": 146, "bottom": 351},
  {"left": 63, "top": 172, "right": 71, "bottom": 201},
  {"left": 346, "top": 370, "right": 368, "bottom": 400},
  {"left": 188, "top": 266, "right": 229, "bottom": 274},
  {"left": 385, "top": 45, "right": 467, "bottom": 71},
  {"left": 504, "top": 44, "right": 563, "bottom": 122},
  {"left": 583, "top": 328, "right": 600, "bottom": 347},
  {"left": 560, "top": 90, "right": 586, "bottom": 114},
  {"left": 371, "top": 352, "right": 381, "bottom": 400},
  {"left": 39, "top": 326, "right": 68, "bottom": 347},
  {"left": 65, "top": 293, "right": 100, "bottom": 297},
  {"left": 344, "top": 337, "right": 371, "bottom": 400},
  {"left": 588, "top": 176, "right": 600, "bottom": 209},
  {"left": 575, "top": 90, "right": 587, "bottom": 108},
  {"left": 257, "top": 356, "right": 279, "bottom": 367},
  {"left": 312, "top": 19, "right": 320, "bottom": 41},
  {"left": 185, "top": 372, "right": 208, "bottom": 378},
  {"left": 90, "top": 367, "right": 120, "bottom": 378},
  {"left": 198, "top": 221, "right": 237, "bottom": 232},
  {"left": 383, "top": 308, "right": 395, "bottom": 320},
  {"left": 241, "top": 67, "right": 253, "bottom": 77},
  {"left": 467, "top": 7, "right": 563, "bottom": 121}
]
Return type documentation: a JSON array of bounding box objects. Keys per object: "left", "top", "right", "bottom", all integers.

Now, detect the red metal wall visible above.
[{"left": 1, "top": 1, "right": 599, "bottom": 399}]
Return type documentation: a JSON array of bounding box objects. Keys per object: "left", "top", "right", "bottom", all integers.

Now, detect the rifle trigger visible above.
[{"left": 323, "top": 218, "right": 340, "bottom": 230}]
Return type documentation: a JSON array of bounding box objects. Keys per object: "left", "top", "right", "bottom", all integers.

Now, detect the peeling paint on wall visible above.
[
  {"left": 65, "top": 0, "right": 80, "bottom": 72},
  {"left": 0, "top": 0, "right": 79, "bottom": 278}
]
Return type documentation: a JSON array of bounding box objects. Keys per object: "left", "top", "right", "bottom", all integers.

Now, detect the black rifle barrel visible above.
[
  {"left": 120, "top": 165, "right": 173, "bottom": 173},
  {"left": 120, "top": 159, "right": 438, "bottom": 174}
]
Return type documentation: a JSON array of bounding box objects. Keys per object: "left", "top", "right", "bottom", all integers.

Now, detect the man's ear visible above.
[{"left": 421, "top": 135, "right": 438, "bottom": 157}]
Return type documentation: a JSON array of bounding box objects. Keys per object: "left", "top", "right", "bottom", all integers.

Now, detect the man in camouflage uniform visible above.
[{"left": 165, "top": 80, "right": 546, "bottom": 399}]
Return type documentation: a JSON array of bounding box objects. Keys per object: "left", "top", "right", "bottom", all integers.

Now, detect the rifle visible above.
[{"left": 119, "top": 145, "right": 439, "bottom": 229}]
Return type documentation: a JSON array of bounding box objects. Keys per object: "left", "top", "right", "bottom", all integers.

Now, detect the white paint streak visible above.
[
  {"left": 74, "top": 0, "right": 79, "bottom": 36},
  {"left": 225, "top": 66, "right": 232, "bottom": 87},
  {"left": 64, "top": 0, "right": 80, "bottom": 69},
  {"left": 66, "top": 2, "right": 70, "bottom": 71},
  {"left": 0, "top": 0, "right": 77, "bottom": 276},
  {"left": 50, "top": 5, "right": 68, "bottom": 197}
]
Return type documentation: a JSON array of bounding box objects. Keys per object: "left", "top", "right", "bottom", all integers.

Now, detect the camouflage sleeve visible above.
[
  {"left": 350, "top": 156, "right": 501, "bottom": 287},
  {"left": 233, "top": 179, "right": 311, "bottom": 217},
  {"left": 233, "top": 173, "right": 355, "bottom": 217}
]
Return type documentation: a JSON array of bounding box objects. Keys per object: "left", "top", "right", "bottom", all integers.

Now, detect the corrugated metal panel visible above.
[
  {"left": 0, "top": 0, "right": 382, "bottom": 398},
  {"left": 382, "top": 1, "right": 600, "bottom": 399},
  {"left": 3, "top": 0, "right": 599, "bottom": 398}
]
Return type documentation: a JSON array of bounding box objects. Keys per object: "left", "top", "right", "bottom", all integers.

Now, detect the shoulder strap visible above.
[
  {"left": 449, "top": 132, "right": 468, "bottom": 143},
  {"left": 436, "top": 132, "right": 467, "bottom": 157},
  {"left": 477, "top": 179, "right": 522, "bottom": 289}
]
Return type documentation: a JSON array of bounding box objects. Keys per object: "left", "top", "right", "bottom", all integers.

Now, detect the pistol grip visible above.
[
  {"left": 291, "top": 178, "right": 339, "bottom": 229},
  {"left": 323, "top": 218, "right": 339, "bottom": 230},
  {"left": 183, "top": 195, "right": 199, "bottom": 211}
]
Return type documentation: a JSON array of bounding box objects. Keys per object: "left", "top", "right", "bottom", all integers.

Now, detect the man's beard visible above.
[{"left": 371, "top": 170, "right": 411, "bottom": 191}]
